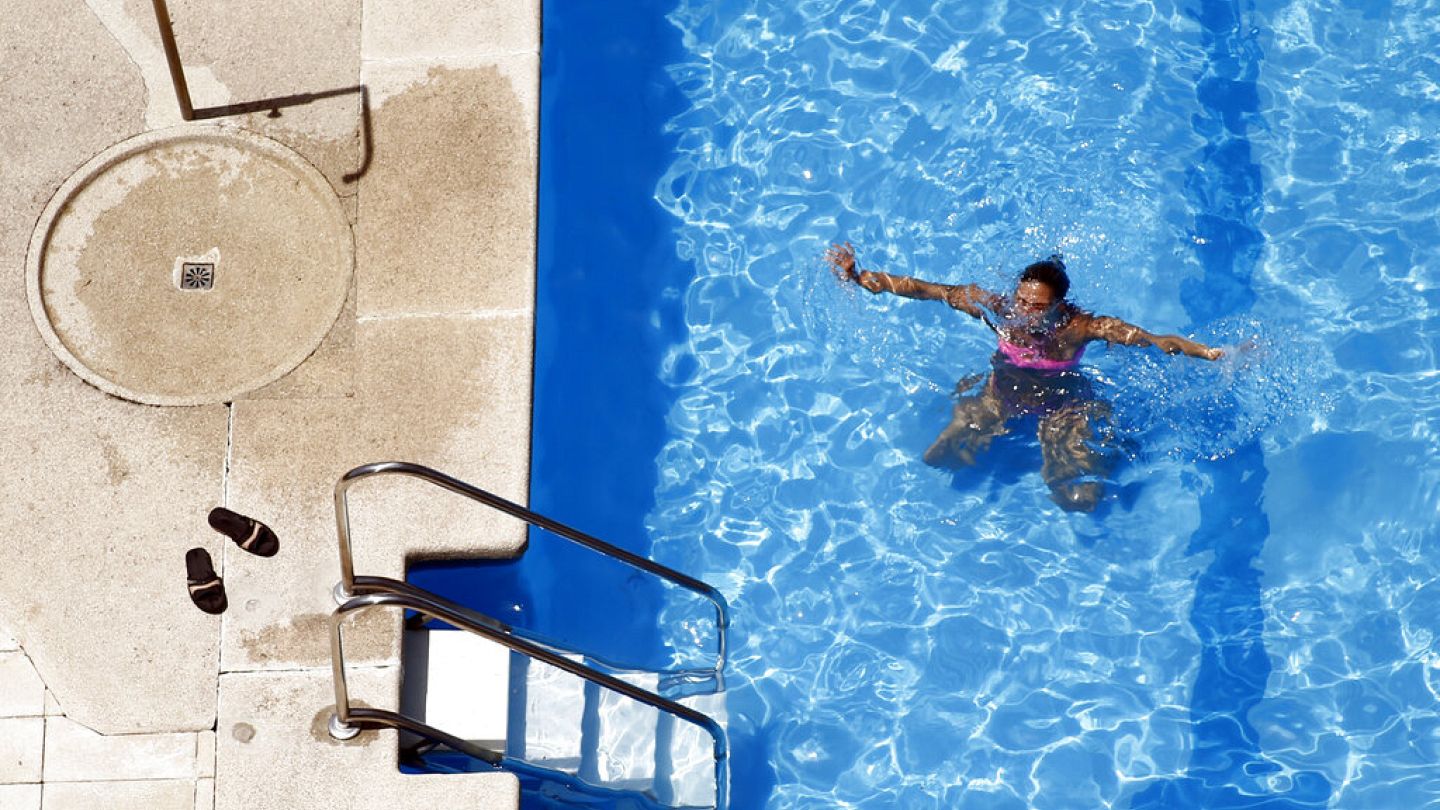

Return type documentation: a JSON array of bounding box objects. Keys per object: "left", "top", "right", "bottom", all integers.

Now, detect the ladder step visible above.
[{"left": 402, "top": 628, "right": 510, "bottom": 748}]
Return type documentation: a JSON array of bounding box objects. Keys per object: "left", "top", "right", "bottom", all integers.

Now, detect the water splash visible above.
[{"left": 1107, "top": 317, "right": 1337, "bottom": 462}]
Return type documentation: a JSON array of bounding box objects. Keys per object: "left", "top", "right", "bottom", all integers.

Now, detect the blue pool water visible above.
[{"left": 417, "top": 0, "right": 1440, "bottom": 807}]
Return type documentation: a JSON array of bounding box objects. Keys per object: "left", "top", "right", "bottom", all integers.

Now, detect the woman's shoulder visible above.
[{"left": 1058, "top": 303, "right": 1094, "bottom": 328}]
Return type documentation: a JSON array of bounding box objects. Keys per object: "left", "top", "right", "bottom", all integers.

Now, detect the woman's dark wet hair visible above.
[{"left": 1020, "top": 254, "right": 1070, "bottom": 299}]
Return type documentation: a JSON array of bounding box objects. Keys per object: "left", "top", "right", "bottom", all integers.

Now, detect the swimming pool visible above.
[{"left": 419, "top": 0, "right": 1440, "bottom": 807}]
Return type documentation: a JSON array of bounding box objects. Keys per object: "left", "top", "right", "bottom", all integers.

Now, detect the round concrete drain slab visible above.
[{"left": 26, "top": 126, "right": 354, "bottom": 406}]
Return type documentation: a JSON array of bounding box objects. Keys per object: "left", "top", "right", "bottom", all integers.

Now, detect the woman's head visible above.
[
  {"left": 1019, "top": 255, "right": 1069, "bottom": 300},
  {"left": 1007, "top": 255, "right": 1070, "bottom": 329}
]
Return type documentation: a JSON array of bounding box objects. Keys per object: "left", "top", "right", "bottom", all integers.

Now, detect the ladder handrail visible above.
[
  {"left": 329, "top": 591, "right": 729, "bottom": 810},
  {"left": 350, "top": 573, "right": 720, "bottom": 692},
  {"left": 333, "top": 461, "right": 729, "bottom": 678}
]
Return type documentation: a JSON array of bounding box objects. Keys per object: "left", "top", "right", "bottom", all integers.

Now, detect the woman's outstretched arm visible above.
[
  {"left": 1082, "top": 314, "right": 1224, "bottom": 360},
  {"left": 825, "top": 242, "right": 998, "bottom": 319}
]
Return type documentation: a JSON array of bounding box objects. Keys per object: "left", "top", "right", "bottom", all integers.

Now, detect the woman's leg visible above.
[
  {"left": 1038, "top": 399, "right": 1116, "bottom": 512},
  {"left": 923, "top": 377, "right": 1009, "bottom": 468}
]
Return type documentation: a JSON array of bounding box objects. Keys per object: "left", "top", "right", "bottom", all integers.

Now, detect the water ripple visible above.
[{"left": 644, "top": 0, "right": 1440, "bottom": 807}]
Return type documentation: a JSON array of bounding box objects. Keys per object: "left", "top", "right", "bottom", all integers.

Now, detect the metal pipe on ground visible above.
[{"left": 148, "top": 0, "right": 194, "bottom": 120}]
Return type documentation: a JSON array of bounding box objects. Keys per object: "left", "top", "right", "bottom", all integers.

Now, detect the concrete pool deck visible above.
[{"left": 0, "top": 1, "right": 536, "bottom": 807}]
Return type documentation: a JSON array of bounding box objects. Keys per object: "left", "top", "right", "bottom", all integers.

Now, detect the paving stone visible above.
[
  {"left": 79, "top": 0, "right": 217, "bottom": 128},
  {"left": 354, "top": 313, "right": 531, "bottom": 408},
  {"left": 0, "top": 717, "right": 43, "bottom": 783},
  {"left": 0, "top": 784, "right": 40, "bottom": 810},
  {"left": 220, "top": 398, "right": 391, "bottom": 674},
  {"left": 42, "top": 780, "right": 195, "bottom": 810},
  {"left": 356, "top": 58, "right": 537, "bottom": 316},
  {"left": 0, "top": 315, "right": 228, "bottom": 734},
  {"left": 0, "top": 653, "right": 45, "bottom": 718},
  {"left": 361, "top": 0, "right": 538, "bottom": 60},
  {"left": 43, "top": 717, "right": 197, "bottom": 782},
  {"left": 342, "top": 313, "right": 534, "bottom": 562},
  {"left": 196, "top": 731, "right": 216, "bottom": 778},
  {"left": 0, "top": 0, "right": 147, "bottom": 305},
  {"left": 216, "top": 669, "right": 516, "bottom": 810},
  {"left": 222, "top": 315, "right": 530, "bottom": 672},
  {"left": 195, "top": 778, "right": 215, "bottom": 810}
]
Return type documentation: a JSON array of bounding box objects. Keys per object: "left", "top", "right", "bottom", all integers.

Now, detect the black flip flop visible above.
[
  {"left": 185, "top": 548, "right": 227, "bottom": 615},
  {"left": 208, "top": 507, "right": 279, "bottom": 557}
]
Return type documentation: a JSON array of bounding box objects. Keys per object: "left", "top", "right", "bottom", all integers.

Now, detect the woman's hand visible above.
[
  {"left": 825, "top": 242, "right": 861, "bottom": 283},
  {"left": 825, "top": 242, "right": 887, "bottom": 293},
  {"left": 1155, "top": 335, "right": 1223, "bottom": 360}
]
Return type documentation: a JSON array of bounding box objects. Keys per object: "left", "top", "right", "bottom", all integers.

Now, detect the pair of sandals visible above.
[{"left": 185, "top": 508, "right": 280, "bottom": 615}]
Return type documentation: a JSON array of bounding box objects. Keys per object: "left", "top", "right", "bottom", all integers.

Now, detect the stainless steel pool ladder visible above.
[
  {"left": 325, "top": 461, "right": 731, "bottom": 808},
  {"left": 331, "top": 460, "right": 729, "bottom": 683},
  {"left": 330, "top": 591, "right": 729, "bottom": 808}
]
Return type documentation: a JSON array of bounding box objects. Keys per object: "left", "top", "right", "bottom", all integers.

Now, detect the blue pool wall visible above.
[
  {"left": 410, "top": 0, "right": 692, "bottom": 667},
  {"left": 527, "top": 0, "right": 696, "bottom": 654}
]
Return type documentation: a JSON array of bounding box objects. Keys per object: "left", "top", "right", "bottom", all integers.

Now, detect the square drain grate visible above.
[{"left": 179, "top": 262, "right": 215, "bottom": 290}]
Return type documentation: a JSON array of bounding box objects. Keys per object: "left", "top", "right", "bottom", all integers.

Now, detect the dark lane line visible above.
[{"left": 1131, "top": 1, "right": 1331, "bottom": 807}]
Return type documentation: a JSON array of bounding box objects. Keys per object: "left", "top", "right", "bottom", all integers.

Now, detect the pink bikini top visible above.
[{"left": 996, "top": 338, "right": 1084, "bottom": 371}]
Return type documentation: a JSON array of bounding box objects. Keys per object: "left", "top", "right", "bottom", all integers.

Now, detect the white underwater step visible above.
[
  {"left": 527, "top": 661, "right": 727, "bottom": 808},
  {"left": 402, "top": 627, "right": 510, "bottom": 750},
  {"left": 522, "top": 657, "right": 664, "bottom": 786},
  {"left": 663, "top": 690, "right": 729, "bottom": 809},
  {"left": 515, "top": 652, "right": 587, "bottom": 767},
  {"left": 591, "top": 671, "right": 662, "bottom": 786}
]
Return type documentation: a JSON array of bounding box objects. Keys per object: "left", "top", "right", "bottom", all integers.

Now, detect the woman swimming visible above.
[{"left": 825, "top": 243, "right": 1222, "bottom": 511}]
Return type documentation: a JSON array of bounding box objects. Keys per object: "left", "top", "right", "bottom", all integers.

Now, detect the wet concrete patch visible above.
[
  {"left": 235, "top": 610, "right": 397, "bottom": 671},
  {"left": 357, "top": 63, "right": 536, "bottom": 315}
]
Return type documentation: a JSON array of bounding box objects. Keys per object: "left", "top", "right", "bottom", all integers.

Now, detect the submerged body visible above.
[
  {"left": 927, "top": 355, "right": 1113, "bottom": 510},
  {"left": 826, "top": 243, "right": 1222, "bottom": 511}
]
